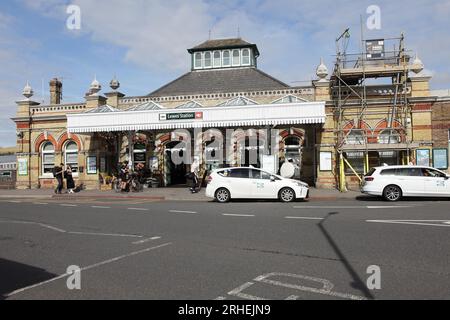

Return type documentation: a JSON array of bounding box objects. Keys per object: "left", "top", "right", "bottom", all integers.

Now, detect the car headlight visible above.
[{"left": 295, "top": 182, "right": 306, "bottom": 187}]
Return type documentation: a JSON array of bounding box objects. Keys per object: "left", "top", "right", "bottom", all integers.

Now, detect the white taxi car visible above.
[
  {"left": 205, "top": 167, "right": 309, "bottom": 203},
  {"left": 361, "top": 165, "right": 450, "bottom": 201}
]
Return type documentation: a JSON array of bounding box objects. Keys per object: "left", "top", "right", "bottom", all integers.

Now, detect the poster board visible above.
[
  {"left": 319, "top": 152, "right": 333, "bottom": 171},
  {"left": 416, "top": 149, "right": 431, "bottom": 167},
  {"left": 433, "top": 148, "right": 449, "bottom": 170},
  {"left": 261, "top": 155, "right": 277, "bottom": 174},
  {"left": 86, "top": 156, "right": 97, "bottom": 174},
  {"left": 18, "top": 158, "right": 28, "bottom": 176}
]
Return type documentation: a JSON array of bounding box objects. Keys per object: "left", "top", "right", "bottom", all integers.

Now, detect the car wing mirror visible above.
[{"left": 270, "top": 176, "right": 276, "bottom": 182}]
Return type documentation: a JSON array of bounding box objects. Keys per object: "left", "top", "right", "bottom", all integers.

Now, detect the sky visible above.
[{"left": 0, "top": 0, "right": 449, "bottom": 147}]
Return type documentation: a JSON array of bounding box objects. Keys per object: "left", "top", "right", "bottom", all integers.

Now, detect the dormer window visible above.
[
  {"left": 189, "top": 39, "right": 259, "bottom": 70},
  {"left": 204, "top": 52, "right": 212, "bottom": 68},
  {"left": 223, "top": 50, "right": 231, "bottom": 67},
  {"left": 194, "top": 52, "right": 202, "bottom": 69},
  {"left": 232, "top": 49, "right": 240, "bottom": 66},
  {"left": 213, "top": 51, "right": 221, "bottom": 68},
  {"left": 242, "top": 49, "right": 250, "bottom": 66}
]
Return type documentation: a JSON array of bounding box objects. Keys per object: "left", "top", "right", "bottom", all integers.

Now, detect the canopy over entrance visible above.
[{"left": 67, "top": 102, "right": 326, "bottom": 133}]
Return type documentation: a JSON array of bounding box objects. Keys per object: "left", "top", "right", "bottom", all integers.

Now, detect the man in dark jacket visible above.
[{"left": 54, "top": 163, "right": 64, "bottom": 194}]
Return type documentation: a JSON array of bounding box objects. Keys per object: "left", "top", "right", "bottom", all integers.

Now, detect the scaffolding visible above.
[{"left": 331, "top": 31, "right": 415, "bottom": 191}]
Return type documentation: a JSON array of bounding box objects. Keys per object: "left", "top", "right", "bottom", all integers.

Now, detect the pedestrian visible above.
[
  {"left": 65, "top": 165, "right": 75, "bottom": 194},
  {"left": 53, "top": 163, "right": 64, "bottom": 194},
  {"left": 189, "top": 159, "right": 199, "bottom": 193}
]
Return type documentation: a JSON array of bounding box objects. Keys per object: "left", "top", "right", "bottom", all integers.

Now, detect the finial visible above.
[
  {"left": 316, "top": 58, "right": 329, "bottom": 81},
  {"left": 22, "top": 81, "right": 34, "bottom": 99},
  {"left": 110, "top": 74, "right": 120, "bottom": 91}
]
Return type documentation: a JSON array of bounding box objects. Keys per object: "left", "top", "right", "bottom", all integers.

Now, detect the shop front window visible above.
[
  {"left": 41, "top": 142, "right": 55, "bottom": 176},
  {"left": 344, "top": 152, "right": 365, "bottom": 174}
]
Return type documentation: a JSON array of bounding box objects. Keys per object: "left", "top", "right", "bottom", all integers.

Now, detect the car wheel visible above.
[
  {"left": 279, "top": 187, "right": 296, "bottom": 203},
  {"left": 383, "top": 185, "right": 402, "bottom": 202},
  {"left": 215, "top": 188, "right": 231, "bottom": 203}
]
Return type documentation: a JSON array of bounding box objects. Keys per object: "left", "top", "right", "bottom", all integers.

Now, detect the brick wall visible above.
[{"left": 432, "top": 100, "right": 450, "bottom": 148}]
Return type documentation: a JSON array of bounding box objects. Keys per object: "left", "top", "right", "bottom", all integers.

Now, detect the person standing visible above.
[
  {"left": 65, "top": 165, "right": 75, "bottom": 194},
  {"left": 54, "top": 163, "right": 64, "bottom": 194}
]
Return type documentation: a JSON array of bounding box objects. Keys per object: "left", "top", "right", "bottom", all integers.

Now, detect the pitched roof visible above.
[
  {"left": 188, "top": 38, "right": 257, "bottom": 53},
  {"left": 84, "top": 105, "right": 120, "bottom": 113},
  {"left": 148, "top": 68, "right": 290, "bottom": 97}
]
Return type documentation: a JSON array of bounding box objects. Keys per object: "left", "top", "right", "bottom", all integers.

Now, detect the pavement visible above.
[
  {"left": 0, "top": 195, "right": 450, "bottom": 300},
  {"left": 0, "top": 187, "right": 362, "bottom": 202}
]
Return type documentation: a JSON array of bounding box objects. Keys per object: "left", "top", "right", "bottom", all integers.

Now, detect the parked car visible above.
[
  {"left": 361, "top": 165, "right": 450, "bottom": 201},
  {"left": 205, "top": 167, "right": 309, "bottom": 203}
]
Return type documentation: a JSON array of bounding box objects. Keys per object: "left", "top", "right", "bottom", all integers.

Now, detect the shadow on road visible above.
[
  {"left": 0, "top": 258, "right": 57, "bottom": 300},
  {"left": 318, "top": 212, "right": 375, "bottom": 300}
]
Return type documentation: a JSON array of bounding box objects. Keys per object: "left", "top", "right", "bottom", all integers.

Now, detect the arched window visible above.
[
  {"left": 194, "top": 52, "right": 202, "bottom": 69},
  {"left": 232, "top": 49, "right": 240, "bottom": 66},
  {"left": 41, "top": 142, "right": 55, "bottom": 175},
  {"left": 242, "top": 49, "right": 250, "bottom": 65},
  {"left": 346, "top": 131, "right": 365, "bottom": 145},
  {"left": 64, "top": 141, "right": 79, "bottom": 172},
  {"left": 213, "top": 51, "right": 221, "bottom": 68},
  {"left": 204, "top": 52, "right": 212, "bottom": 68},
  {"left": 222, "top": 50, "right": 231, "bottom": 67},
  {"left": 378, "top": 130, "right": 401, "bottom": 144}
]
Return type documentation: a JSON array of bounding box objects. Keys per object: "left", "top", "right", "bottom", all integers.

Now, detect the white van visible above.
[{"left": 361, "top": 165, "right": 450, "bottom": 201}]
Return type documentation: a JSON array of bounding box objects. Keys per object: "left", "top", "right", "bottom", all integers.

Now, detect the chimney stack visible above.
[{"left": 49, "top": 78, "right": 62, "bottom": 104}]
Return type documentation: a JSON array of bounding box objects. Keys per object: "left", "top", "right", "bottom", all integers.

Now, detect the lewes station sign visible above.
[{"left": 159, "top": 112, "right": 204, "bottom": 121}]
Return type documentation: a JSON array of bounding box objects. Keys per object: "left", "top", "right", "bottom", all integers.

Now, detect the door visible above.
[
  {"left": 395, "top": 167, "right": 425, "bottom": 196},
  {"left": 228, "top": 168, "right": 253, "bottom": 198},
  {"left": 421, "top": 168, "right": 450, "bottom": 196},
  {"left": 250, "top": 169, "right": 280, "bottom": 199}
]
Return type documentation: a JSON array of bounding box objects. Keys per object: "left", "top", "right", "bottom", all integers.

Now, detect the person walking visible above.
[
  {"left": 189, "top": 159, "right": 200, "bottom": 193},
  {"left": 65, "top": 165, "right": 75, "bottom": 194},
  {"left": 54, "top": 163, "right": 64, "bottom": 194}
]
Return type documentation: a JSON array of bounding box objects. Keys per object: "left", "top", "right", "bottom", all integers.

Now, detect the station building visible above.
[{"left": 11, "top": 37, "right": 450, "bottom": 190}]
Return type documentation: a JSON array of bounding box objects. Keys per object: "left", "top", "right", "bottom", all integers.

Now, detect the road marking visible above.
[
  {"left": 5, "top": 242, "right": 172, "bottom": 297},
  {"left": 33, "top": 202, "right": 48, "bottom": 205},
  {"left": 294, "top": 205, "right": 413, "bottom": 209},
  {"left": 367, "top": 220, "right": 450, "bottom": 228},
  {"left": 68, "top": 231, "right": 142, "bottom": 238},
  {"left": 127, "top": 208, "right": 149, "bottom": 211},
  {"left": 285, "top": 216, "right": 324, "bottom": 220},
  {"left": 222, "top": 213, "right": 255, "bottom": 217},
  {"left": 60, "top": 204, "right": 77, "bottom": 207},
  {"left": 8, "top": 200, "right": 22, "bottom": 203},
  {"left": 0, "top": 220, "right": 143, "bottom": 238},
  {"left": 132, "top": 236, "right": 161, "bottom": 244},
  {"left": 169, "top": 210, "right": 198, "bottom": 214},
  {"left": 225, "top": 272, "right": 366, "bottom": 300},
  {"left": 91, "top": 206, "right": 111, "bottom": 209},
  {"left": 366, "top": 206, "right": 413, "bottom": 209}
]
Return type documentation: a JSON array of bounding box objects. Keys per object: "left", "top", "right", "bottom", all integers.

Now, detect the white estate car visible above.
[
  {"left": 361, "top": 165, "right": 450, "bottom": 201},
  {"left": 205, "top": 167, "right": 309, "bottom": 203}
]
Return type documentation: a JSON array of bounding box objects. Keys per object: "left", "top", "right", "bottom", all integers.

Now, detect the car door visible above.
[
  {"left": 396, "top": 167, "right": 425, "bottom": 196},
  {"left": 228, "top": 168, "right": 253, "bottom": 199},
  {"left": 421, "top": 168, "right": 450, "bottom": 196},
  {"left": 250, "top": 169, "right": 279, "bottom": 199}
]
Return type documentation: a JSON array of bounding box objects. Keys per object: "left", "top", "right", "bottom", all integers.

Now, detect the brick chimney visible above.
[{"left": 49, "top": 78, "right": 62, "bottom": 104}]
